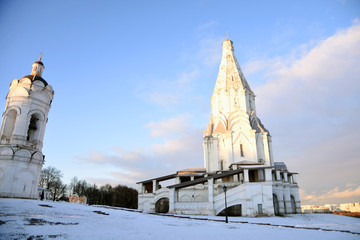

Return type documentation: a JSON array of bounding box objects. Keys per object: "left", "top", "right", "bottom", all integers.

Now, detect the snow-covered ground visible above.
[{"left": 0, "top": 198, "right": 359, "bottom": 240}]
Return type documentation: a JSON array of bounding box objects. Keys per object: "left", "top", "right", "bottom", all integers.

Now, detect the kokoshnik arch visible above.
[
  {"left": 137, "top": 39, "right": 301, "bottom": 217},
  {"left": 0, "top": 57, "right": 54, "bottom": 199}
]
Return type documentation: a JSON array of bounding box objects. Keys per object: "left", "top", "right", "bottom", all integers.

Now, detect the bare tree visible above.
[{"left": 39, "top": 166, "right": 66, "bottom": 201}]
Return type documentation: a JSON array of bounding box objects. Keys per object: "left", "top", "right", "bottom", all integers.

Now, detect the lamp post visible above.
[{"left": 223, "top": 185, "right": 228, "bottom": 223}]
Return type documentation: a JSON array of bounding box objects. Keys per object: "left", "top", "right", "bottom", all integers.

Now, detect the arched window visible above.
[
  {"left": 27, "top": 114, "right": 40, "bottom": 141},
  {"left": 2, "top": 109, "right": 17, "bottom": 141}
]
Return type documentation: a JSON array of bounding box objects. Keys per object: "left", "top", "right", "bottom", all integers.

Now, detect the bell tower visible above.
[{"left": 0, "top": 56, "right": 54, "bottom": 199}]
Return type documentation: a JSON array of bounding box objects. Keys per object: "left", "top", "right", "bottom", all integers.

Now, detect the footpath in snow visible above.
[{"left": 0, "top": 198, "right": 359, "bottom": 240}]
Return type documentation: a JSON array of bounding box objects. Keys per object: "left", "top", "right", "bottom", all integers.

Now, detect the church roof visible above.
[
  {"left": 213, "top": 39, "right": 253, "bottom": 95},
  {"left": 22, "top": 75, "right": 48, "bottom": 86},
  {"left": 34, "top": 60, "right": 44, "bottom": 66},
  {"left": 136, "top": 173, "right": 177, "bottom": 184},
  {"left": 177, "top": 168, "right": 206, "bottom": 176},
  {"left": 250, "top": 112, "right": 270, "bottom": 134},
  {"left": 177, "top": 168, "right": 206, "bottom": 173},
  {"left": 168, "top": 166, "right": 273, "bottom": 189},
  {"left": 168, "top": 169, "right": 241, "bottom": 189},
  {"left": 274, "top": 162, "right": 288, "bottom": 171}
]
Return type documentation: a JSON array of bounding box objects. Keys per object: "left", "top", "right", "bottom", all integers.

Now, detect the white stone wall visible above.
[
  {"left": 203, "top": 40, "right": 273, "bottom": 172},
  {"left": 203, "top": 136, "right": 218, "bottom": 172},
  {"left": 272, "top": 181, "right": 301, "bottom": 214},
  {"left": 0, "top": 63, "right": 54, "bottom": 199},
  {"left": 177, "top": 185, "right": 208, "bottom": 203},
  {"left": 0, "top": 77, "right": 53, "bottom": 150},
  {"left": 138, "top": 187, "right": 170, "bottom": 213},
  {"left": 138, "top": 170, "right": 300, "bottom": 217},
  {"left": 138, "top": 193, "right": 156, "bottom": 213},
  {"left": 174, "top": 202, "right": 211, "bottom": 215},
  {"left": 212, "top": 182, "right": 274, "bottom": 217},
  {"left": 0, "top": 146, "right": 44, "bottom": 199}
]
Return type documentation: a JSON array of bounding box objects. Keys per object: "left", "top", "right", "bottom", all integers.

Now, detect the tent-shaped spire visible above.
[{"left": 214, "top": 40, "right": 252, "bottom": 95}]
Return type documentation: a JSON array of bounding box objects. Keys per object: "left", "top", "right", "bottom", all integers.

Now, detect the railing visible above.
[{"left": 155, "top": 187, "right": 169, "bottom": 194}]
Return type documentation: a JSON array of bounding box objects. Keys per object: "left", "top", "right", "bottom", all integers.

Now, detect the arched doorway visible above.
[
  {"left": 273, "top": 194, "right": 280, "bottom": 215},
  {"left": 155, "top": 198, "right": 169, "bottom": 213},
  {"left": 217, "top": 204, "right": 242, "bottom": 216},
  {"left": 290, "top": 195, "right": 296, "bottom": 213}
]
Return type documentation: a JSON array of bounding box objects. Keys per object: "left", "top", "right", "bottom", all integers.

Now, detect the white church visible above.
[
  {"left": 0, "top": 58, "right": 54, "bottom": 199},
  {"left": 137, "top": 39, "right": 301, "bottom": 217}
]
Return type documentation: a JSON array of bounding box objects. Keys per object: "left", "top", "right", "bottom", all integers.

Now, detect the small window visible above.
[
  {"left": 220, "top": 160, "right": 224, "bottom": 170},
  {"left": 240, "top": 144, "right": 244, "bottom": 157},
  {"left": 258, "top": 204, "right": 263, "bottom": 214}
]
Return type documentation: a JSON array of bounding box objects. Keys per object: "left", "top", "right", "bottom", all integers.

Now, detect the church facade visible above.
[
  {"left": 0, "top": 58, "right": 54, "bottom": 199},
  {"left": 137, "top": 40, "right": 301, "bottom": 217}
]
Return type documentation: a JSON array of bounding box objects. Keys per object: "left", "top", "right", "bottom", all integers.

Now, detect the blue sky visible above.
[{"left": 1, "top": 0, "right": 359, "bottom": 205}]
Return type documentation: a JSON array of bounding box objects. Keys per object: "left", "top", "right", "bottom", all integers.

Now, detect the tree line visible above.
[{"left": 39, "top": 166, "right": 138, "bottom": 209}]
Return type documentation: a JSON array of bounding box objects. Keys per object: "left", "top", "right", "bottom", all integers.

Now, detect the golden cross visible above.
[{"left": 39, "top": 52, "right": 43, "bottom": 61}]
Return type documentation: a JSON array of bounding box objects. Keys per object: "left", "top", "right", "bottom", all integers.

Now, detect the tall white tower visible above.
[
  {"left": 203, "top": 40, "right": 274, "bottom": 172},
  {"left": 0, "top": 57, "right": 54, "bottom": 199}
]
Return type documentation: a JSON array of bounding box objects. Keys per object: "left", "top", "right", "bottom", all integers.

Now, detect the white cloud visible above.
[
  {"left": 197, "top": 37, "right": 223, "bottom": 67},
  {"left": 147, "top": 114, "right": 191, "bottom": 137},
  {"left": 78, "top": 115, "right": 204, "bottom": 187},
  {"left": 84, "top": 177, "right": 127, "bottom": 188},
  {"left": 77, "top": 22, "right": 360, "bottom": 204},
  {"left": 148, "top": 69, "right": 200, "bottom": 107},
  {"left": 255, "top": 23, "right": 360, "bottom": 113},
  {"left": 149, "top": 92, "right": 179, "bottom": 107},
  {"left": 247, "top": 22, "right": 360, "bottom": 204},
  {"left": 147, "top": 115, "right": 203, "bottom": 170},
  {"left": 177, "top": 70, "right": 200, "bottom": 87},
  {"left": 151, "top": 129, "right": 203, "bottom": 167},
  {"left": 300, "top": 186, "right": 360, "bottom": 204},
  {"left": 195, "top": 21, "right": 219, "bottom": 35},
  {"left": 85, "top": 169, "right": 149, "bottom": 188},
  {"left": 147, "top": 22, "right": 223, "bottom": 107}
]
